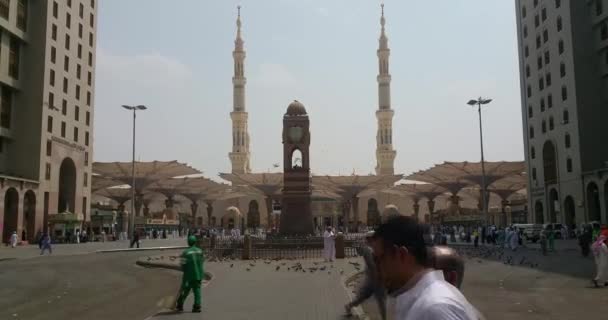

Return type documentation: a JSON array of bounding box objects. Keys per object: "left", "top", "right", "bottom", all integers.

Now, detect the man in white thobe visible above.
[
  {"left": 592, "top": 235, "right": 608, "bottom": 287},
  {"left": 509, "top": 228, "right": 519, "bottom": 251},
  {"left": 76, "top": 231, "right": 81, "bottom": 244},
  {"left": 10, "top": 231, "right": 18, "bottom": 248},
  {"left": 323, "top": 227, "right": 335, "bottom": 262}
]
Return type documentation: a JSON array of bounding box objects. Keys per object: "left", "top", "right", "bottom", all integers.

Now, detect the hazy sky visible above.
[{"left": 93, "top": 0, "right": 524, "bottom": 179}]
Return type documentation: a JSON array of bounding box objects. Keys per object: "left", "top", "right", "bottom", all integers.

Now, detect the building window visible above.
[
  {"left": 85, "top": 152, "right": 89, "bottom": 165},
  {"left": 63, "top": 77, "right": 68, "bottom": 94},
  {"left": 549, "top": 117, "right": 555, "bottom": 130},
  {"left": 65, "top": 34, "right": 71, "bottom": 50},
  {"left": 542, "top": 120, "right": 547, "bottom": 133},
  {"left": 0, "top": 0, "right": 9, "bottom": 20},
  {"left": 89, "top": 32, "right": 93, "bottom": 47},
  {"left": 77, "top": 64, "right": 81, "bottom": 79},
  {"left": 75, "top": 106, "right": 80, "bottom": 121},
  {"left": 525, "top": 45, "right": 529, "bottom": 57},
  {"left": 539, "top": 78, "right": 545, "bottom": 90},
  {"left": 9, "top": 37, "right": 20, "bottom": 79},
  {"left": 52, "top": 1, "right": 58, "bottom": 18},
  {"left": 566, "top": 158, "right": 573, "bottom": 172},
  {"left": 46, "top": 140, "right": 52, "bottom": 156},
  {"left": 602, "top": 23, "right": 608, "bottom": 40},
  {"left": 73, "top": 126, "right": 78, "bottom": 142},
  {"left": 541, "top": 7, "right": 547, "bottom": 21},
  {"left": 0, "top": 87, "right": 12, "bottom": 129},
  {"left": 76, "top": 85, "right": 81, "bottom": 99},
  {"left": 61, "top": 99, "right": 67, "bottom": 115},
  {"left": 531, "top": 147, "right": 536, "bottom": 159},
  {"left": 17, "top": 0, "right": 27, "bottom": 31},
  {"left": 64, "top": 56, "right": 69, "bottom": 72},
  {"left": 527, "top": 85, "right": 532, "bottom": 97},
  {"left": 526, "top": 65, "right": 531, "bottom": 77},
  {"left": 544, "top": 50, "right": 550, "bottom": 64},
  {"left": 532, "top": 167, "right": 537, "bottom": 180},
  {"left": 78, "top": 24, "right": 83, "bottom": 39},
  {"left": 565, "top": 133, "right": 571, "bottom": 148},
  {"left": 79, "top": 3, "right": 84, "bottom": 18},
  {"left": 48, "top": 92, "right": 54, "bottom": 109},
  {"left": 87, "top": 72, "right": 92, "bottom": 86},
  {"left": 543, "top": 29, "right": 549, "bottom": 43},
  {"left": 90, "top": 13, "right": 94, "bottom": 27},
  {"left": 562, "top": 86, "right": 568, "bottom": 100},
  {"left": 560, "top": 62, "right": 566, "bottom": 77},
  {"left": 536, "top": 35, "right": 541, "bottom": 48},
  {"left": 597, "top": 0, "right": 603, "bottom": 16},
  {"left": 51, "top": 46, "right": 56, "bottom": 63},
  {"left": 87, "top": 92, "right": 91, "bottom": 106},
  {"left": 67, "top": 0, "right": 72, "bottom": 7},
  {"left": 78, "top": 44, "right": 82, "bottom": 58},
  {"left": 88, "top": 52, "right": 93, "bottom": 66},
  {"left": 530, "top": 126, "right": 535, "bottom": 138},
  {"left": 47, "top": 116, "right": 53, "bottom": 133},
  {"left": 45, "top": 163, "right": 51, "bottom": 180},
  {"left": 84, "top": 173, "right": 88, "bottom": 187},
  {"left": 528, "top": 105, "right": 533, "bottom": 118},
  {"left": 522, "top": 6, "right": 527, "bottom": 18},
  {"left": 85, "top": 111, "right": 90, "bottom": 126},
  {"left": 61, "top": 121, "right": 66, "bottom": 137},
  {"left": 85, "top": 131, "right": 89, "bottom": 146},
  {"left": 52, "top": 24, "right": 57, "bottom": 40},
  {"left": 50, "top": 69, "right": 55, "bottom": 86},
  {"left": 66, "top": 13, "right": 71, "bottom": 28},
  {"left": 540, "top": 97, "right": 546, "bottom": 111},
  {"left": 523, "top": 25, "right": 528, "bottom": 38},
  {"left": 82, "top": 197, "right": 87, "bottom": 216},
  {"left": 91, "top": 0, "right": 95, "bottom": 8},
  {"left": 535, "top": 14, "right": 539, "bottom": 27},
  {"left": 537, "top": 56, "right": 543, "bottom": 69},
  {"left": 557, "top": 16, "right": 562, "bottom": 32},
  {"left": 563, "top": 109, "right": 569, "bottom": 124},
  {"left": 556, "top": 0, "right": 561, "bottom": 8},
  {"left": 548, "top": 94, "right": 553, "bottom": 109},
  {"left": 546, "top": 72, "right": 552, "bottom": 86}
]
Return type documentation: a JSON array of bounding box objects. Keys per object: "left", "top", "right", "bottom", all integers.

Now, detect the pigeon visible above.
[
  {"left": 519, "top": 257, "right": 526, "bottom": 265},
  {"left": 246, "top": 268, "right": 251, "bottom": 271},
  {"left": 230, "top": 264, "right": 234, "bottom": 268},
  {"left": 276, "top": 266, "right": 280, "bottom": 271},
  {"left": 340, "top": 270, "right": 344, "bottom": 275},
  {"left": 249, "top": 263, "right": 255, "bottom": 267}
]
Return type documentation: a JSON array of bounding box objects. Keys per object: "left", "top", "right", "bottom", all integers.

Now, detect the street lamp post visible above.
[
  {"left": 122, "top": 105, "right": 147, "bottom": 239},
  {"left": 467, "top": 97, "right": 492, "bottom": 226}
]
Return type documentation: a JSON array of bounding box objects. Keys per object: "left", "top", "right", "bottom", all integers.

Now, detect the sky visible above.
[{"left": 93, "top": 0, "right": 524, "bottom": 180}]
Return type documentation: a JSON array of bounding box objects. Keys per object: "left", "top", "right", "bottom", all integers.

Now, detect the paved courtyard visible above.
[{"left": 2, "top": 239, "right": 608, "bottom": 320}]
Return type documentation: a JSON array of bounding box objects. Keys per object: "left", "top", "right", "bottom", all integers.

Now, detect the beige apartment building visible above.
[
  {"left": 516, "top": 0, "right": 608, "bottom": 226},
  {"left": 0, "top": 0, "right": 97, "bottom": 243}
]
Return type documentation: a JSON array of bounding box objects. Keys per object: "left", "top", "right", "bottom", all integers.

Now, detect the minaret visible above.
[
  {"left": 229, "top": 5, "right": 251, "bottom": 174},
  {"left": 375, "top": 3, "right": 396, "bottom": 175}
]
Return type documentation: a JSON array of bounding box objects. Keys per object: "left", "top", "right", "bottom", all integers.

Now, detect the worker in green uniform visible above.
[{"left": 175, "top": 235, "right": 204, "bottom": 313}]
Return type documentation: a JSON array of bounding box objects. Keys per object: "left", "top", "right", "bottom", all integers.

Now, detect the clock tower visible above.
[{"left": 280, "top": 100, "right": 313, "bottom": 235}]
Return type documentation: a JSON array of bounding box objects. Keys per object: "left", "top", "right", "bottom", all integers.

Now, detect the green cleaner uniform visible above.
[{"left": 176, "top": 235, "right": 204, "bottom": 312}]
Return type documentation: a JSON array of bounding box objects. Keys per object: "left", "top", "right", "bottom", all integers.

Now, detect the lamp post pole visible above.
[
  {"left": 122, "top": 105, "right": 147, "bottom": 239},
  {"left": 467, "top": 97, "right": 492, "bottom": 226}
]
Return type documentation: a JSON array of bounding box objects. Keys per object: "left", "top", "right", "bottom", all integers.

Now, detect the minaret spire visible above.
[
  {"left": 230, "top": 5, "right": 251, "bottom": 173},
  {"left": 375, "top": 2, "right": 396, "bottom": 175}
]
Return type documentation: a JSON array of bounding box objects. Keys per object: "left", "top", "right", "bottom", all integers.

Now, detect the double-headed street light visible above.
[
  {"left": 467, "top": 97, "right": 492, "bottom": 226},
  {"left": 122, "top": 105, "right": 147, "bottom": 240}
]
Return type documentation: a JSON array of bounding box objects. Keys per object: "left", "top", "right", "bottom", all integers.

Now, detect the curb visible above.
[{"left": 96, "top": 246, "right": 187, "bottom": 253}]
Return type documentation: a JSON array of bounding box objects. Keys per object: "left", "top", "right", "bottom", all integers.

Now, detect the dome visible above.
[{"left": 286, "top": 100, "right": 307, "bottom": 116}]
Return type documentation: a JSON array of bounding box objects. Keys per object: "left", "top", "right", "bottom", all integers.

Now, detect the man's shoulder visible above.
[{"left": 413, "top": 281, "right": 477, "bottom": 319}]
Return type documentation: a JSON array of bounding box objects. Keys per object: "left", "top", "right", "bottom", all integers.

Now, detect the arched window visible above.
[
  {"left": 565, "top": 133, "right": 571, "bottom": 148},
  {"left": 557, "top": 16, "right": 562, "bottom": 31},
  {"left": 522, "top": 6, "right": 527, "bottom": 18},
  {"left": 563, "top": 109, "right": 569, "bottom": 124},
  {"left": 532, "top": 167, "right": 537, "bottom": 180},
  {"left": 562, "top": 86, "right": 568, "bottom": 100},
  {"left": 549, "top": 117, "right": 554, "bottom": 130},
  {"left": 597, "top": 0, "right": 604, "bottom": 16},
  {"left": 555, "top": 0, "right": 561, "bottom": 9},
  {"left": 530, "top": 126, "right": 535, "bottom": 138},
  {"left": 531, "top": 146, "right": 536, "bottom": 159},
  {"left": 566, "top": 158, "right": 573, "bottom": 172},
  {"left": 291, "top": 149, "right": 302, "bottom": 169}
]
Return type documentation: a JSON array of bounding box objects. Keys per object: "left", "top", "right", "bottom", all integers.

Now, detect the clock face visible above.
[{"left": 288, "top": 126, "right": 304, "bottom": 143}]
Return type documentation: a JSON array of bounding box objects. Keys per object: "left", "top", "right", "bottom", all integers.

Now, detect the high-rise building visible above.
[
  {"left": 516, "top": 0, "right": 608, "bottom": 226},
  {"left": 229, "top": 5, "right": 251, "bottom": 174},
  {"left": 375, "top": 4, "right": 396, "bottom": 176},
  {"left": 0, "top": 0, "right": 97, "bottom": 243}
]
